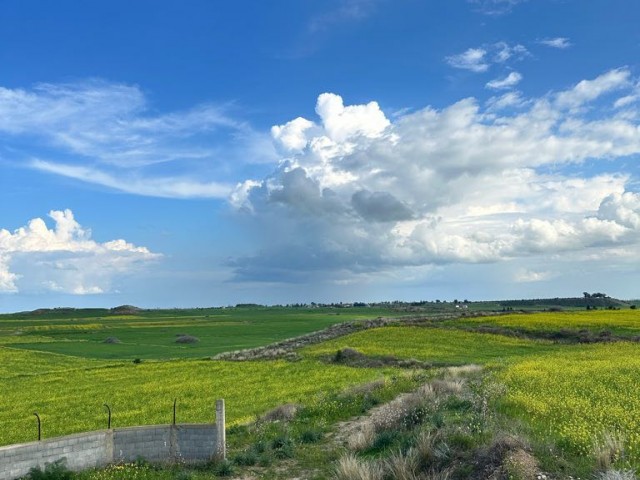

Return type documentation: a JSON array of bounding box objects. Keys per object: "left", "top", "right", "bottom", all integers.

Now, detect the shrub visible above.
[
  {"left": 233, "top": 449, "right": 258, "bottom": 466},
  {"left": 212, "top": 459, "right": 234, "bottom": 476},
  {"left": 175, "top": 335, "right": 199, "bottom": 344},
  {"left": 299, "top": 429, "right": 323, "bottom": 443},
  {"left": 271, "top": 435, "right": 295, "bottom": 459},
  {"left": 25, "top": 459, "right": 73, "bottom": 480},
  {"left": 370, "top": 430, "right": 399, "bottom": 452}
]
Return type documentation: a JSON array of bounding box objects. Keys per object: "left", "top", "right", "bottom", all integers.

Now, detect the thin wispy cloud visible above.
[
  {"left": 539, "top": 37, "right": 572, "bottom": 49},
  {"left": 446, "top": 43, "right": 528, "bottom": 73},
  {"left": 308, "top": 0, "right": 381, "bottom": 33},
  {"left": 30, "top": 160, "right": 232, "bottom": 199},
  {"left": 468, "top": 0, "right": 529, "bottom": 15},
  {"left": 486, "top": 71, "right": 523, "bottom": 90},
  {"left": 446, "top": 48, "right": 489, "bottom": 72},
  {"left": 0, "top": 80, "right": 275, "bottom": 198}
]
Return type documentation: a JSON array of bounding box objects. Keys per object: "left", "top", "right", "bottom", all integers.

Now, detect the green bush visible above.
[
  {"left": 299, "top": 429, "right": 323, "bottom": 444},
  {"left": 25, "top": 459, "right": 73, "bottom": 480}
]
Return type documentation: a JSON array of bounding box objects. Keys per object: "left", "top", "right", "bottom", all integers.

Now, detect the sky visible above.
[{"left": 0, "top": 0, "right": 639, "bottom": 312}]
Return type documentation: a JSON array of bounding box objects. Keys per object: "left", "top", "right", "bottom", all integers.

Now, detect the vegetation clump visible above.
[{"left": 175, "top": 334, "right": 199, "bottom": 344}]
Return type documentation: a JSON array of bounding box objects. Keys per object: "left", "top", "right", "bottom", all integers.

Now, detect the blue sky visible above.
[{"left": 1, "top": 0, "right": 639, "bottom": 312}]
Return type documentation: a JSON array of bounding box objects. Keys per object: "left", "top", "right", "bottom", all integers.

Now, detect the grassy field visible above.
[
  {"left": 0, "top": 346, "right": 394, "bottom": 446},
  {"left": 445, "top": 309, "right": 640, "bottom": 337},
  {"left": 500, "top": 341, "right": 640, "bottom": 462},
  {"left": 0, "top": 306, "right": 406, "bottom": 360},
  {"left": 303, "top": 325, "right": 558, "bottom": 365},
  {"left": 4, "top": 306, "right": 640, "bottom": 478}
]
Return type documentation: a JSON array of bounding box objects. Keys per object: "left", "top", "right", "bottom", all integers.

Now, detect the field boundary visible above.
[
  {"left": 0, "top": 400, "right": 225, "bottom": 480},
  {"left": 210, "top": 313, "right": 473, "bottom": 361}
]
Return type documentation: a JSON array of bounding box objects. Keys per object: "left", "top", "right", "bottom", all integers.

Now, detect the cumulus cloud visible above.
[
  {"left": 539, "top": 37, "right": 572, "bottom": 49},
  {"left": 486, "top": 71, "right": 523, "bottom": 90},
  {"left": 0, "top": 210, "right": 160, "bottom": 294},
  {"left": 228, "top": 69, "right": 640, "bottom": 283}
]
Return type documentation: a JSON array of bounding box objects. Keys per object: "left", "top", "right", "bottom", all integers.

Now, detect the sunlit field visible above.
[
  {"left": 500, "top": 341, "right": 640, "bottom": 462},
  {"left": 0, "top": 346, "right": 393, "bottom": 446},
  {"left": 448, "top": 309, "right": 640, "bottom": 336},
  {"left": 304, "top": 325, "right": 557, "bottom": 365}
]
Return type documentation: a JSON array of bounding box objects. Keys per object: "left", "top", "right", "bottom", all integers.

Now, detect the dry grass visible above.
[
  {"left": 347, "top": 423, "right": 376, "bottom": 452},
  {"left": 431, "top": 378, "right": 464, "bottom": 394},
  {"left": 260, "top": 403, "right": 300, "bottom": 422},
  {"left": 597, "top": 470, "right": 638, "bottom": 480},
  {"left": 594, "top": 431, "right": 626, "bottom": 470},
  {"left": 334, "top": 454, "right": 384, "bottom": 480},
  {"left": 343, "top": 379, "right": 386, "bottom": 396},
  {"left": 414, "top": 430, "right": 442, "bottom": 468},
  {"left": 385, "top": 449, "right": 419, "bottom": 480},
  {"left": 445, "top": 364, "right": 483, "bottom": 377},
  {"left": 502, "top": 449, "right": 539, "bottom": 480}
]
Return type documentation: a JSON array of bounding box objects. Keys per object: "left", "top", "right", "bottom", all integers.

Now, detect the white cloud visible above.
[
  {"left": 493, "top": 42, "right": 528, "bottom": 63},
  {"left": 598, "top": 192, "right": 640, "bottom": 229},
  {"left": 539, "top": 37, "right": 572, "bottom": 49},
  {"left": 486, "top": 91, "right": 528, "bottom": 110},
  {"left": 315, "top": 93, "right": 390, "bottom": 142},
  {"left": 0, "top": 80, "right": 273, "bottom": 198},
  {"left": 447, "top": 43, "right": 528, "bottom": 73},
  {"left": 515, "top": 269, "right": 552, "bottom": 282},
  {"left": 271, "top": 117, "right": 317, "bottom": 152},
  {"left": 228, "top": 69, "right": 640, "bottom": 283},
  {"left": 30, "top": 160, "right": 232, "bottom": 199},
  {"left": 486, "top": 71, "right": 523, "bottom": 90},
  {"left": 469, "top": 0, "right": 529, "bottom": 15},
  {"left": 0, "top": 210, "right": 160, "bottom": 294},
  {"left": 555, "top": 68, "right": 631, "bottom": 109},
  {"left": 308, "top": 0, "right": 380, "bottom": 33},
  {"left": 446, "top": 48, "right": 489, "bottom": 72}
]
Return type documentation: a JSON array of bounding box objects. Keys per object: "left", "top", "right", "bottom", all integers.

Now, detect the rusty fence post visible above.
[
  {"left": 104, "top": 403, "right": 112, "bottom": 429},
  {"left": 33, "top": 412, "right": 41, "bottom": 441}
]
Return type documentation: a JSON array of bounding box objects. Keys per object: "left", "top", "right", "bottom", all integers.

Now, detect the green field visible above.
[
  {"left": 304, "top": 325, "right": 557, "bottom": 365},
  {"left": 445, "top": 309, "right": 640, "bottom": 337},
  {"left": 0, "top": 306, "right": 405, "bottom": 360},
  {"left": 3, "top": 306, "right": 640, "bottom": 478}
]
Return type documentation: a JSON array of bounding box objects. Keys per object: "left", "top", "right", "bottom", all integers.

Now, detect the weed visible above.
[
  {"left": 594, "top": 431, "right": 627, "bottom": 471},
  {"left": 232, "top": 449, "right": 258, "bottom": 466},
  {"left": 212, "top": 459, "right": 234, "bottom": 477},
  {"left": 299, "top": 429, "right": 323, "bottom": 443},
  {"left": 25, "top": 459, "right": 73, "bottom": 480}
]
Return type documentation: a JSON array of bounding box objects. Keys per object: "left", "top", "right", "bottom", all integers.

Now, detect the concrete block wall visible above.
[
  {"left": 0, "top": 431, "right": 109, "bottom": 480},
  {"left": 113, "top": 425, "right": 172, "bottom": 463},
  {"left": 0, "top": 400, "right": 225, "bottom": 480},
  {"left": 175, "top": 425, "right": 217, "bottom": 461}
]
